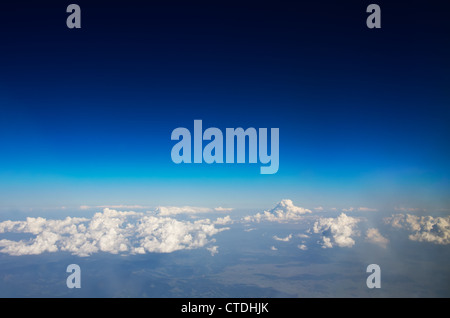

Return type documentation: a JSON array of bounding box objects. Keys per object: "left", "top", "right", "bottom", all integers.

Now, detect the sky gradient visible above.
[{"left": 0, "top": 0, "right": 449, "bottom": 212}]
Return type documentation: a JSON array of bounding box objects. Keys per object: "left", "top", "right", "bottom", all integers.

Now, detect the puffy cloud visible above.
[
  {"left": 312, "top": 213, "right": 360, "bottom": 248},
  {"left": 297, "top": 244, "right": 308, "bottom": 251},
  {"left": 270, "top": 246, "right": 278, "bottom": 251},
  {"left": 133, "top": 216, "right": 226, "bottom": 254},
  {"left": 273, "top": 234, "right": 292, "bottom": 242},
  {"left": 0, "top": 216, "right": 89, "bottom": 236},
  {"left": 384, "top": 214, "right": 405, "bottom": 228},
  {"left": 214, "top": 215, "right": 233, "bottom": 225},
  {"left": 207, "top": 246, "right": 219, "bottom": 256},
  {"left": 243, "top": 199, "right": 311, "bottom": 223},
  {"left": 365, "top": 228, "right": 389, "bottom": 248},
  {"left": 320, "top": 236, "right": 333, "bottom": 248},
  {"left": 0, "top": 208, "right": 229, "bottom": 256},
  {"left": 384, "top": 214, "right": 450, "bottom": 245}
]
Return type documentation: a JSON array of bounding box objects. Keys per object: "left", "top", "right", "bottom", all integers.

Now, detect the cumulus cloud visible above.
[
  {"left": 366, "top": 228, "right": 389, "bottom": 248},
  {"left": 0, "top": 208, "right": 229, "bottom": 256},
  {"left": 297, "top": 244, "right": 308, "bottom": 251},
  {"left": 214, "top": 215, "right": 233, "bottom": 225},
  {"left": 243, "top": 199, "right": 311, "bottom": 223},
  {"left": 384, "top": 214, "right": 450, "bottom": 245},
  {"left": 312, "top": 213, "right": 360, "bottom": 248},
  {"left": 207, "top": 245, "right": 219, "bottom": 256},
  {"left": 273, "top": 234, "right": 292, "bottom": 242},
  {"left": 384, "top": 214, "right": 405, "bottom": 228}
]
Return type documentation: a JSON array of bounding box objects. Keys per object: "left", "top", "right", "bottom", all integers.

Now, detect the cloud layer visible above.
[
  {"left": 1, "top": 200, "right": 448, "bottom": 257},
  {"left": 384, "top": 214, "right": 450, "bottom": 245},
  {"left": 0, "top": 208, "right": 229, "bottom": 256}
]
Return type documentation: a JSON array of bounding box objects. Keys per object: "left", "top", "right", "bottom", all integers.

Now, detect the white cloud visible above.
[
  {"left": 394, "top": 207, "right": 420, "bottom": 212},
  {"left": 320, "top": 236, "right": 333, "bottom": 248},
  {"left": 214, "top": 207, "right": 234, "bottom": 212},
  {"left": 270, "top": 246, "right": 278, "bottom": 251},
  {"left": 214, "top": 215, "right": 233, "bottom": 225},
  {"left": 312, "top": 213, "right": 360, "bottom": 248},
  {"left": 296, "top": 233, "right": 309, "bottom": 238},
  {"left": 207, "top": 245, "right": 219, "bottom": 256},
  {"left": 358, "top": 207, "right": 378, "bottom": 212},
  {"left": 131, "top": 215, "right": 226, "bottom": 254},
  {"left": 155, "top": 206, "right": 213, "bottom": 216},
  {"left": 385, "top": 214, "right": 450, "bottom": 245},
  {"left": 314, "top": 206, "right": 324, "bottom": 212},
  {"left": 273, "top": 234, "right": 292, "bottom": 242},
  {"left": 0, "top": 208, "right": 229, "bottom": 256},
  {"left": 297, "top": 244, "right": 308, "bottom": 251},
  {"left": 342, "top": 207, "right": 377, "bottom": 212},
  {"left": 383, "top": 214, "right": 405, "bottom": 228},
  {"left": 155, "top": 205, "right": 232, "bottom": 216},
  {"left": 366, "top": 228, "right": 389, "bottom": 248},
  {"left": 243, "top": 199, "right": 312, "bottom": 223}
]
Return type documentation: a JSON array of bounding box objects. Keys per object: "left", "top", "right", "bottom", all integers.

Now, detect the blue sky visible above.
[{"left": 0, "top": 0, "right": 449, "bottom": 212}]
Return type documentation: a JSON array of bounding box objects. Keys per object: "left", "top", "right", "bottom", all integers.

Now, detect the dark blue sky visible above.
[{"left": 0, "top": 0, "right": 449, "bottom": 210}]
